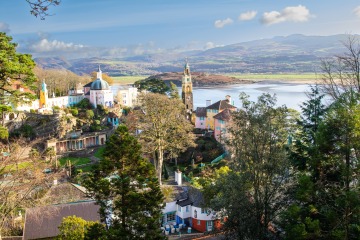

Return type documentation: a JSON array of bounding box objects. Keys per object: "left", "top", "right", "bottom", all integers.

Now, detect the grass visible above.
[
  {"left": 3, "top": 161, "right": 32, "bottom": 173},
  {"left": 112, "top": 76, "right": 148, "bottom": 85},
  {"left": 59, "top": 157, "right": 91, "bottom": 167},
  {"left": 76, "top": 165, "right": 94, "bottom": 172},
  {"left": 94, "top": 146, "right": 105, "bottom": 159}
]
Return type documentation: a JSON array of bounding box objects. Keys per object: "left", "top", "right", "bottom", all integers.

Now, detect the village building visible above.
[
  {"left": 213, "top": 108, "right": 232, "bottom": 142},
  {"left": 23, "top": 201, "right": 100, "bottom": 240},
  {"left": 46, "top": 130, "right": 107, "bottom": 154},
  {"left": 87, "top": 66, "right": 114, "bottom": 108},
  {"left": 116, "top": 85, "right": 138, "bottom": 107},
  {"left": 182, "top": 61, "right": 193, "bottom": 118},
  {"left": 162, "top": 185, "right": 221, "bottom": 234}
]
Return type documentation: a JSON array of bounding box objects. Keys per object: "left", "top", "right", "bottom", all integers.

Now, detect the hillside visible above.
[
  {"left": 34, "top": 34, "right": 356, "bottom": 76},
  {"left": 148, "top": 72, "right": 253, "bottom": 86}
]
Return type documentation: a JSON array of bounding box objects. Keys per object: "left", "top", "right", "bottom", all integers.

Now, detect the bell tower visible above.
[
  {"left": 181, "top": 60, "right": 193, "bottom": 114},
  {"left": 39, "top": 80, "right": 48, "bottom": 108}
]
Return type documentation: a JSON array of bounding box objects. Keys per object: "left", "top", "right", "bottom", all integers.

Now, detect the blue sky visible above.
[{"left": 1, "top": 0, "right": 360, "bottom": 58}]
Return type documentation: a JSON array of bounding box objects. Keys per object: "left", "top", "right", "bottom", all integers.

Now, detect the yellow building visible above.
[
  {"left": 39, "top": 80, "right": 48, "bottom": 108},
  {"left": 205, "top": 98, "right": 236, "bottom": 130}
]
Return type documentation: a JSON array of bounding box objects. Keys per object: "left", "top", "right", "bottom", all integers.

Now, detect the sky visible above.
[{"left": 1, "top": 0, "right": 360, "bottom": 59}]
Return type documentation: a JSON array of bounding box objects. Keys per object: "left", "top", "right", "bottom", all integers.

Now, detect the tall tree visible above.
[
  {"left": 83, "top": 125, "right": 165, "bottom": 239},
  {"left": 206, "top": 93, "right": 293, "bottom": 239},
  {"left": 320, "top": 35, "right": 360, "bottom": 100},
  {"left": 134, "top": 78, "right": 170, "bottom": 94},
  {"left": 0, "top": 33, "right": 37, "bottom": 106},
  {"left": 135, "top": 93, "right": 195, "bottom": 185},
  {"left": 169, "top": 81, "right": 180, "bottom": 99}
]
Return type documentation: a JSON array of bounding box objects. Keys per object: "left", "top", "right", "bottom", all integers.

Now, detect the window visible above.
[
  {"left": 207, "top": 221, "right": 213, "bottom": 227},
  {"left": 197, "top": 220, "right": 201, "bottom": 225},
  {"left": 200, "top": 117, "right": 205, "bottom": 120},
  {"left": 186, "top": 206, "right": 189, "bottom": 212},
  {"left": 166, "top": 212, "right": 176, "bottom": 222},
  {"left": 216, "top": 127, "right": 221, "bottom": 131},
  {"left": 178, "top": 205, "right": 181, "bottom": 212},
  {"left": 219, "top": 120, "right": 225, "bottom": 124},
  {"left": 201, "top": 208, "right": 205, "bottom": 214}
]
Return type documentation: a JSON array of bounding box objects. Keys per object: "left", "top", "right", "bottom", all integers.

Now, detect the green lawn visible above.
[
  {"left": 112, "top": 76, "right": 148, "bottom": 85},
  {"left": 3, "top": 161, "right": 32, "bottom": 173},
  {"left": 76, "top": 165, "right": 94, "bottom": 172},
  {"left": 59, "top": 157, "right": 91, "bottom": 166},
  {"left": 94, "top": 146, "right": 105, "bottom": 159}
]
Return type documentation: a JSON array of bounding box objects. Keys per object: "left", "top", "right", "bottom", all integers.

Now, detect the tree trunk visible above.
[{"left": 158, "top": 147, "right": 164, "bottom": 185}]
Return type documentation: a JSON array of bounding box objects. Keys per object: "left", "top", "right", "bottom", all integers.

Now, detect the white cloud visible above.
[
  {"left": 239, "top": 11, "right": 257, "bottom": 21},
  {"left": 204, "top": 42, "right": 215, "bottom": 50},
  {"left": 262, "top": 5, "right": 311, "bottom": 25},
  {"left": 354, "top": 6, "right": 360, "bottom": 17},
  {"left": 29, "top": 39, "right": 84, "bottom": 52},
  {"left": 203, "top": 42, "right": 224, "bottom": 50},
  {"left": 214, "top": 18, "right": 233, "bottom": 28},
  {"left": 0, "top": 22, "right": 10, "bottom": 33}
]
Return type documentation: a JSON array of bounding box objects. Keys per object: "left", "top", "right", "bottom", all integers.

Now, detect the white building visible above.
[{"left": 88, "top": 66, "right": 114, "bottom": 108}]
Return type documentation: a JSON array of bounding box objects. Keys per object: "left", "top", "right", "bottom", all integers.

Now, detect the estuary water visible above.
[
  {"left": 112, "top": 82, "right": 316, "bottom": 111},
  {"left": 192, "top": 82, "right": 312, "bottom": 111}
]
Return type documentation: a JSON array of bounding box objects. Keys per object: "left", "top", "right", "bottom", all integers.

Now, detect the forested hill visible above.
[
  {"left": 146, "top": 72, "right": 253, "bottom": 86},
  {"left": 34, "top": 34, "right": 357, "bottom": 76}
]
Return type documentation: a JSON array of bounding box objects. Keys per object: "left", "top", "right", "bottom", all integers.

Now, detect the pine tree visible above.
[{"left": 83, "top": 125, "right": 165, "bottom": 239}]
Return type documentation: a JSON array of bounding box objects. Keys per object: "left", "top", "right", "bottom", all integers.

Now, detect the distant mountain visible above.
[{"left": 34, "top": 34, "right": 358, "bottom": 76}]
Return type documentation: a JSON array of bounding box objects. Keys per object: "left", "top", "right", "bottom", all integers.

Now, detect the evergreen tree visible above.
[
  {"left": 282, "top": 90, "right": 360, "bottom": 240},
  {"left": 0, "top": 33, "right": 37, "bottom": 106},
  {"left": 83, "top": 125, "right": 165, "bottom": 239},
  {"left": 134, "top": 78, "right": 170, "bottom": 94}
]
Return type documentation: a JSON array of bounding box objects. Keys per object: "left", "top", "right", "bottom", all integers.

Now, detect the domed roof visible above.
[{"left": 90, "top": 78, "right": 110, "bottom": 90}]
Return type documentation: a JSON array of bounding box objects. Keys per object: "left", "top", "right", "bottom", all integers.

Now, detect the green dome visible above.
[{"left": 90, "top": 78, "right": 110, "bottom": 90}]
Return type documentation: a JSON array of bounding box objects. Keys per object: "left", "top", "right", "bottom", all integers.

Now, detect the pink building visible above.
[
  {"left": 194, "top": 107, "right": 207, "bottom": 129},
  {"left": 213, "top": 108, "right": 232, "bottom": 142}
]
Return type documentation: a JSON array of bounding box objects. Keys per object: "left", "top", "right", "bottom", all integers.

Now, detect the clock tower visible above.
[{"left": 181, "top": 60, "right": 193, "bottom": 114}]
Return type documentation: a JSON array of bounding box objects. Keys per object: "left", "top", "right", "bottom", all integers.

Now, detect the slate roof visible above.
[
  {"left": 83, "top": 81, "right": 93, "bottom": 88},
  {"left": 23, "top": 201, "right": 100, "bottom": 240},
  {"left": 213, "top": 108, "right": 232, "bottom": 121},
  {"left": 195, "top": 107, "right": 207, "bottom": 117},
  {"left": 175, "top": 187, "right": 205, "bottom": 208},
  {"left": 207, "top": 100, "right": 236, "bottom": 111}
]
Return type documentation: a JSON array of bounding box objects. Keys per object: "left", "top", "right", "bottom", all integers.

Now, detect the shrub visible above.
[{"left": 71, "top": 108, "right": 78, "bottom": 116}]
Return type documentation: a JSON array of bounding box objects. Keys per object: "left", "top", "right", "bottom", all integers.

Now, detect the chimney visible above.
[
  {"left": 175, "top": 170, "right": 182, "bottom": 186},
  {"left": 206, "top": 100, "right": 212, "bottom": 107},
  {"left": 225, "top": 95, "right": 231, "bottom": 103},
  {"left": 53, "top": 179, "right": 58, "bottom": 185}
]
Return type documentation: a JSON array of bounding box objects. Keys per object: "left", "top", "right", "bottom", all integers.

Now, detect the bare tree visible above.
[
  {"left": 321, "top": 35, "right": 360, "bottom": 100},
  {"left": 25, "top": 0, "right": 61, "bottom": 20},
  {"left": 0, "top": 139, "right": 50, "bottom": 239}
]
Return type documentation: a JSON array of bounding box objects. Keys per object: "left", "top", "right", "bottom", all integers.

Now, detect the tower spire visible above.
[{"left": 97, "top": 65, "right": 102, "bottom": 79}]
